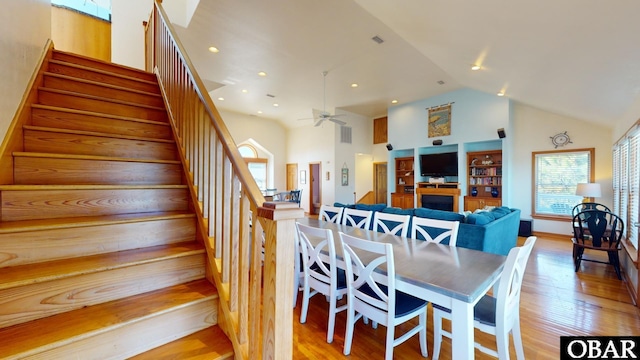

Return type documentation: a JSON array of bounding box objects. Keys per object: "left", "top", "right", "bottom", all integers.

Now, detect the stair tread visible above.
[
  {"left": 13, "top": 151, "right": 181, "bottom": 164},
  {"left": 129, "top": 326, "right": 234, "bottom": 360},
  {"left": 23, "top": 125, "right": 174, "bottom": 144},
  {"left": 38, "top": 87, "right": 166, "bottom": 111},
  {"left": 0, "top": 184, "right": 188, "bottom": 191},
  {"left": 0, "top": 279, "right": 217, "bottom": 358},
  {"left": 0, "top": 242, "right": 205, "bottom": 290},
  {"left": 44, "top": 72, "right": 163, "bottom": 98},
  {"left": 49, "top": 58, "right": 158, "bottom": 86},
  {"left": 31, "top": 104, "right": 171, "bottom": 127},
  {"left": 0, "top": 211, "right": 194, "bottom": 234}
]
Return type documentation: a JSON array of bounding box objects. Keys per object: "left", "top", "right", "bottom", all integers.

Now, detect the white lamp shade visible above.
[{"left": 575, "top": 183, "right": 601, "bottom": 198}]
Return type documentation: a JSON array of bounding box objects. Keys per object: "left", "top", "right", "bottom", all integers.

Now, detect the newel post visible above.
[{"left": 257, "top": 202, "right": 304, "bottom": 359}]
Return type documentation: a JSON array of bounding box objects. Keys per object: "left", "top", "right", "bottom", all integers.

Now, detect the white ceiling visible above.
[{"left": 168, "top": 0, "right": 640, "bottom": 129}]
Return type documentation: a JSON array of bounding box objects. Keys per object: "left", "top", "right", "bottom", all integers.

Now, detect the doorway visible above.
[
  {"left": 309, "top": 162, "right": 321, "bottom": 215},
  {"left": 374, "top": 162, "right": 387, "bottom": 204}
]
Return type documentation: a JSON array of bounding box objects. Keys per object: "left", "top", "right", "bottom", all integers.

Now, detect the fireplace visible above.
[
  {"left": 415, "top": 185, "right": 461, "bottom": 213},
  {"left": 421, "top": 195, "right": 454, "bottom": 211}
]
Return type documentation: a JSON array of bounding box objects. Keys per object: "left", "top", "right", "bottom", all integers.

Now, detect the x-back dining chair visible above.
[
  {"left": 410, "top": 217, "right": 460, "bottom": 247},
  {"left": 296, "top": 222, "right": 347, "bottom": 343},
  {"left": 338, "top": 231, "right": 428, "bottom": 360},
  {"left": 372, "top": 211, "right": 411, "bottom": 237},
  {"left": 341, "top": 208, "right": 373, "bottom": 230},
  {"left": 319, "top": 204, "right": 344, "bottom": 224},
  {"left": 432, "top": 236, "right": 537, "bottom": 360}
]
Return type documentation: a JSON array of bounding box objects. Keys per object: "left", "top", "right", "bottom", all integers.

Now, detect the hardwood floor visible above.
[{"left": 292, "top": 234, "right": 640, "bottom": 359}]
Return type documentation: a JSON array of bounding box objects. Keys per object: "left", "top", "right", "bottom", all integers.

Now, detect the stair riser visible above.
[
  {"left": 52, "top": 51, "right": 158, "bottom": 83},
  {"left": 19, "top": 298, "right": 217, "bottom": 360},
  {"left": 0, "top": 253, "right": 206, "bottom": 329},
  {"left": 14, "top": 157, "right": 183, "bottom": 185},
  {"left": 44, "top": 74, "right": 164, "bottom": 108},
  {"left": 48, "top": 61, "right": 160, "bottom": 94},
  {"left": 24, "top": 129, "right": 179, "bottom": 160},
  {"left": 0, "top": 188, "right": 190, "bottom": 221},
  {"left": 0, "top": 217, "right": 196, "bottom": 268},
  {"left": 38, "top": 90, "right": 168, "bottom": 122},
  {"left": 31, "top": 107, "right": 173, "bottom": 140}
]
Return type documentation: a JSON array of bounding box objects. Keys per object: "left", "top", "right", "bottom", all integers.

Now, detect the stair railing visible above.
[{"left": 145, "top": 2, "right": 303, "bottom": 359}]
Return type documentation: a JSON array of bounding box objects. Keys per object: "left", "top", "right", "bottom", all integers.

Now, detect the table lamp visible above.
[{"left": 575, "top": 183, "right": 601, "bottom": 202}]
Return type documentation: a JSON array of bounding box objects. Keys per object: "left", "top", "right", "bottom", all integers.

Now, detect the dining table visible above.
[{"left": 296, "top": 217, "right": 507, "bottom": 360}]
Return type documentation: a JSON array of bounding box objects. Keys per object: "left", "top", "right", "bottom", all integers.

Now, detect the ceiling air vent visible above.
[
  {"left": 371, "top": 35, "right": 384, "bottom": 44},
  {"left": 340, "top": 126, "right": 352, "bottom": 144},
  {"left": 266, "top": 94, "right": 275, "bottom": 98}
]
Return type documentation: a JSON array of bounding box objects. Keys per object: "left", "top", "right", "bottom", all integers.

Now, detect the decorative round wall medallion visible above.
[{"left": 550, "top": 131, "right": 572, "bottom": 148}]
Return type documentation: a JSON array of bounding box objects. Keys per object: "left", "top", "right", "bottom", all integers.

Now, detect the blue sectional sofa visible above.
[{"left": 334, "top": 203, "right": 521, "bottom": 256}]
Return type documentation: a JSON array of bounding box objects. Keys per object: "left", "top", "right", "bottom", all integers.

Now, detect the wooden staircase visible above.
[{"left": 0, "top": 49, "right": 233, "bottom": 359}]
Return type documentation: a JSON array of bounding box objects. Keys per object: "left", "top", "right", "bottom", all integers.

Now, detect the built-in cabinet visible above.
[
  {"left": 391, "top": 156, "right": 414, "bottom": 209},
  {"left": 464, "top": 150, "right": 502, "bottom": 211}
]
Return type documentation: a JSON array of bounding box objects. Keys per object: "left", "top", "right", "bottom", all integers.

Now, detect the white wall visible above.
[
  {"left": 511, "top": 103, "right": 613, "bottom": 234},
  {"left": 334, "top": 111, "right": 373, "bottom": 205},
  {"left": 287, "top": 122, "right": 335, "bottom": 212},
  {"left": 0, "top": 0, "right": 51, "bottom": 138},
  {"left": 111, "top": 0, "right": 153, "bottom": 69},
  {"left": 220, "top": 110, "right": 287, "bottom": 191},
  {"left": 613, "top": 95, "right": 640, "bottom": 141}
]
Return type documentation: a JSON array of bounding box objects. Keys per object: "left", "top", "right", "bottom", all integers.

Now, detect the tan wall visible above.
[{"left": 51, "top": 6, "right": 111, "bottom": 62}]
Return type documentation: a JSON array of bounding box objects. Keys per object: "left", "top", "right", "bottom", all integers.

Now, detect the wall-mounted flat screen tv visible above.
[{"left": 419, "top": 152, "right": 458, "bottom": 177}]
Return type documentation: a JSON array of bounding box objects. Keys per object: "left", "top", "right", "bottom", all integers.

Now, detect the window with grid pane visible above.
[
  {"left": 613, "top": 127, "right": 639, "bottom": 248},
  {"left": 533, "top": 149, "right": 594, "bottom": 218}
]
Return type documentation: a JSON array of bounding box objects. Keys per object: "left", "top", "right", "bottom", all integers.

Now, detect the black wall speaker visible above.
[
  {"left": 497, "top": 128, "right": 506, "bottom": 139},
  {"left": 432, "top": 139, "right": 443, "bottom": 146},
  {"left": 386, "top": 143, "right": 393, "bottom": 151}
]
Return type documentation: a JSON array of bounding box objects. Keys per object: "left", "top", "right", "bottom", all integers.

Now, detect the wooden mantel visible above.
[{"left": 416, "top": 186, "right": 461, "bottom": 213}]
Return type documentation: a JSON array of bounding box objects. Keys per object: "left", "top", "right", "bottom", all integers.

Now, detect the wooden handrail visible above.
[{"left": 145, "top": 2, "right": 303, "bottom": 359}]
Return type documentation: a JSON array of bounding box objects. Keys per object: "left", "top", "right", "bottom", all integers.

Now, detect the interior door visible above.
[
  {"left": 286, "top": 163, "right": 298, "bottom": 191},
  {"left": 374, "top": 162, "right": 387, "bottom": 204}
]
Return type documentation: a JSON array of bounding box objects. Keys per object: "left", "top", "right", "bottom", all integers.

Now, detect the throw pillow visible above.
[{"left": 466, "top": 213, "right": 493, "bottom": 225}]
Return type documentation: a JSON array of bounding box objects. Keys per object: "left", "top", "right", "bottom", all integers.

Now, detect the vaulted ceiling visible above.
[{"left": 167, "top": 0, "right": 640, "bottom": 129}]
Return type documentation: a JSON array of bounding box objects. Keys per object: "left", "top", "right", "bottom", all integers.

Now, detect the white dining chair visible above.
[
  {"left": 432, "top": 236, "right": 537, "bottom": 360},
  {"left": 341, "top": 208, "right": 373, "bottom": 230},
  {"left": 338, "top": 231, "right": 428, "bottom": 360},
  {"left": 410, "top": 217, "right": 460, "bottom": 247},
  {"left": 296, "top": 222, "right": 348, "bottom": 343},
  {"left": 319, "top": 205, "right": 344, "bottom": 224},
  {"left": 372, "top": 211, "right": 411, "bottom": 237}
]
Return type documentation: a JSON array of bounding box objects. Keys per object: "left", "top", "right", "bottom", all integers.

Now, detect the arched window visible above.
[{"left": 239, "top": 144, "right": 267, "bottom": 190}]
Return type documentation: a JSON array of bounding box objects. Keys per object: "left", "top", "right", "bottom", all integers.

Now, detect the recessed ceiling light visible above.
[
  {"left": 497, "top": 91, "right": 505, "bottom": 97},
  {"left": 258, "top": 71, "right": 267, "bottom": 77},
  {"left": 471, "top": 64, "right": 481, "bottom": 71},
  {"left": 351, "top": 83, "right": 358, "bottom": 88},
  {"left": 257, "top": 110, "right": 263, "bottom": 114},
  {"left": 208, "top": 46, "right": 219, "bottom": 53},
  {"left": 218, "top": 97, "right": 224, "bottom": 101},
  {"left": 241, "top": 89, "right": 248, "bottom": 93},
  {"left": 391, "top": 100, "right": 398, "bottom": 104},
  {"left": 273, "top": 103, "right": 279, "bottom": 107}
]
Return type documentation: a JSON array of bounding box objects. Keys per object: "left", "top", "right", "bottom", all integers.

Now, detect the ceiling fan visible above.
[{"left": 300, "top": 71, "right": 346, "bottom": 127}]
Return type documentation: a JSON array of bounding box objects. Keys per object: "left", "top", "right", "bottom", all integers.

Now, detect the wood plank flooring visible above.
[{"left": 292, "top": 234, "right": 640, "bottom": 359}]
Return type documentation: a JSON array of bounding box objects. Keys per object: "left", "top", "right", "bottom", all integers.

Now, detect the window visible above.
[
  {"left": 613, "top": 125, "right": 639, "bottom": 248},
  {"left": 532, "top": 148, "right": 594, "bottom": 219},
  {"left": 239, "top": 144, "right": 268, "bottom": 190},
  {"left": 52, "top": 0, "right": 111, "bottom": 21}
]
